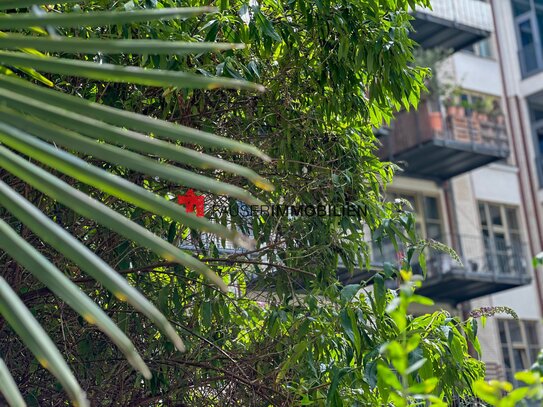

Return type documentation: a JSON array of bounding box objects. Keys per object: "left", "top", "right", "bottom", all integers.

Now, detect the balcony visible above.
[
  {"left": 415, "top": 234, "right": 532, "bottom": 304},
  {"left": 379, "top": 100, "right": 510, "bottom": 180},
  {"left": 411, "top": 0, "right": 493, "bottom": 51},
  {"left": 338, "top": 234, "right": 531, "bottom": 304}
]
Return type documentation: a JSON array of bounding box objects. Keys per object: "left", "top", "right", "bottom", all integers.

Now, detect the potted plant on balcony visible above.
[
  {"left": 488, "top": 99, "right": 505, "bottom": 125},
  {"left": 472, "top": 97, "right": 488, "bottom": 123},
  {"left": 428, "top": 109, "right": 443, "bottom": 132},
  {"left": 443, "top": 95, "right": 466, "bottom": 119}
]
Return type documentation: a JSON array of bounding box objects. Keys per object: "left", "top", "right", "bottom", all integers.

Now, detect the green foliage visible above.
[
  {"left": 0, "top": 0, "right": 489, "bottom": 406},
  {"left": 0, "top": 1, "right": 269, "bottom": 405},
  {"left": 473, "top": 371, "right": 543, "bottom": 406},
  {"left": 471, "top": 254, "right": 543, "bottom": 407}
]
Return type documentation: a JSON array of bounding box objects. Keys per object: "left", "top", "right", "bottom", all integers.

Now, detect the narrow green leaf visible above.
[
  {"left": 0, "top": 118, "right": 256, "bottom": 248},
  {"left": 0, "top": 74, "right": 270, "bottom": 160},
  {"left": 0, "top": 113, "right": 265, "bottom": 204},
  {"left": 0, "top": 0, "right": 82, "bottom": 10},
  {"left": 405, "top": 357, "right": 427, "bottom": 375},
  {"left": 0, "top": 51, "right": 265, "bottom": 91},
  {"left": 0, "top": 145, "right": 229, "bottom": 291},
  {"left": 0, "top": 276, "right": 89, "bottom": 407},
  {"left": 0, "top": 219, "right": 152, "bottom": 379},
  {"left": 374, "top": 274, "right": 386, "bottom": 315},
  {"left": 0, "top": 356, "right": 25, "bottom": 407},
  {"left": 0, "top": 180, "right": 186, "bottom": 352},
  {"left": 0, "top": 7, "right": 215, "bottom": 29},
  {"left": 0, "top": 33, "right": 245, "bottom": 55},
  {"left": 0, "top": 89, "right": 273, "bottom": 190}
]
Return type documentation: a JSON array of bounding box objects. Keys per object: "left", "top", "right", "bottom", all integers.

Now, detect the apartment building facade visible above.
[{"left": 375, "top": 0, "right": 543, "bottom": 383}]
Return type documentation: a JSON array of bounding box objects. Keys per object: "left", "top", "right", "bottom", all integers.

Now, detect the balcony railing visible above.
[
  {"left": 415, "top": 0, "right": 493, "bottom": 33},
  {"left": 379, "top": 100, "right": 510, "bottom": 180},
  {"left": 415, "top": 234, "right": 531, "bottom": 303},
  {"left": 422, "top": 234, "right": 529, "bottom": 280},
  {"left": 359, "top": 233, "right": 532, "bottom": 303},
  {"left": 411, "top": 0, "right": 493, "bottom": 51}
]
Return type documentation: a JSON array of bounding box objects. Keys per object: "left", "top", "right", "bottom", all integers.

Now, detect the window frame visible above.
[
  {"left": 372, "top": 190, "right": 446, "bottom": 265},
  {"left": 477, "top": 202, "right": 525, "bottom": 275},
  {"left": 512, "top": 0, "right": 543, "bottom": 77},
  {"left": 498, "top": 319, "right": 541, "bottom": 384},
  {"left": 388, "top": 190, "right": 445, "bottom": 242},
  {"left": 531, "top": 113, "right": 543, "bottom": 188}
]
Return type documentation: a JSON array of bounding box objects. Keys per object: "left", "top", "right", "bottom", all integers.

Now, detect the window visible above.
[
  {"left": 464, "top": 38, "right": 494, "bottom": 59},
  {"left": 478, "top": 202, "right": 526, "bottom": 275},
  {"left": 531, "top": 105, "right": 543, "bottom": 187},
  {"left": 498, "top": 319, "right": 541, "bottom": 383},
  {"left": 512, "top": 0, "right": 543, "bottom": 76},
  {"left": 373, "top": 192, "right": 444, "bottom": 263}
]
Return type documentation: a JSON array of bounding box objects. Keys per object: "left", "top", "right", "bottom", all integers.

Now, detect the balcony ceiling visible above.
[
  {"left": 411, "top": 12, "right": 490, "bottom": 52},
  {"left": 337, "top": 268, "right": 374, "bottom": 286},
  {"left": 416, "top": 269, "right": 532, "bottom": 304},
  {"left": 337, "top": 266, "right": 531, "bottom": 305},
  {"left": 393, "top": 139, "right": 510, "bottom": 181}
]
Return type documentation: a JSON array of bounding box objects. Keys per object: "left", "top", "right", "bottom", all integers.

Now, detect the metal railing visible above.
[
  {"left": 424, "top": 234, "right": 529, "bottom": 279},
  {"left": 373, "top": 234, "right": 529, "bottom": 279},
  {"left": 415, "top": 0, "right": 493, "bottom": 32},
  {"left": 443, "top": 112, "right": 509, "bottom": 152},
  {"left": 380, "top": 100, "right": 510, "bottom": 159}
]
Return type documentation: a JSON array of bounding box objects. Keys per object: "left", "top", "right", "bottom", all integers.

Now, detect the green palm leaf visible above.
[
  {"left": 0, "top": 0, "right": 81, "bottom": 10},
  {"left": 0, "top": 180, "right": 186, "bottom": 352},
  {"left": 0, "top": 88, "right": 273, "bottom": 189},
  {"left": 0, "top": 357, "right": 25, "bottom": 407},
  {"left": 0, "top": 276, "right": 88, "bottom": 406},
  {"left": 0, "top": 33, "right": 246, "bottom": 54},
  {"left": 0, "top": 7, "right": 213, "bottom": 28},
  {"left": 0, "top": 74, "right": 271, "bottom": 160},
  {"left": 0, "top": 51, "right": 265, "bottom": 91},
  {"left": 0, "top": 114, "right": 264, "bottom": 204},
  {"left": 0, "top": 219, "right": 152, "bottom": 379},
  {"left": 0, "top": 3, "right": 269, "bottom": 405}
]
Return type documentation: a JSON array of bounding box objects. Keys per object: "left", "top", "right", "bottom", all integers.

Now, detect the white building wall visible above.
[
  {"left": 432, "top": 0, "right": 543, "bottom": 376},
  {"left": 490, "top": 0, "right": 543, "bottom": 310},
  {"left": 451, "top": 52, "right": 502, "bottom": 96}
]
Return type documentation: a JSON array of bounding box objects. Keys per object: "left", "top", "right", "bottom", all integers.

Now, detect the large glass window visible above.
[
  {"left": 478, "top": 202, "right": 525, "bottom": 275},
  {"left": 498, "top": 319, "right": 541, "bottom": 384},
  {"left": 513, "top": 0, "right": 543, "bottom": 76}
]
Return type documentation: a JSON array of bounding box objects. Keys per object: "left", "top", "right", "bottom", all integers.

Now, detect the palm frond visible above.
[{"left": 0, "top": 4, "right": 269, "bottom": 405}]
